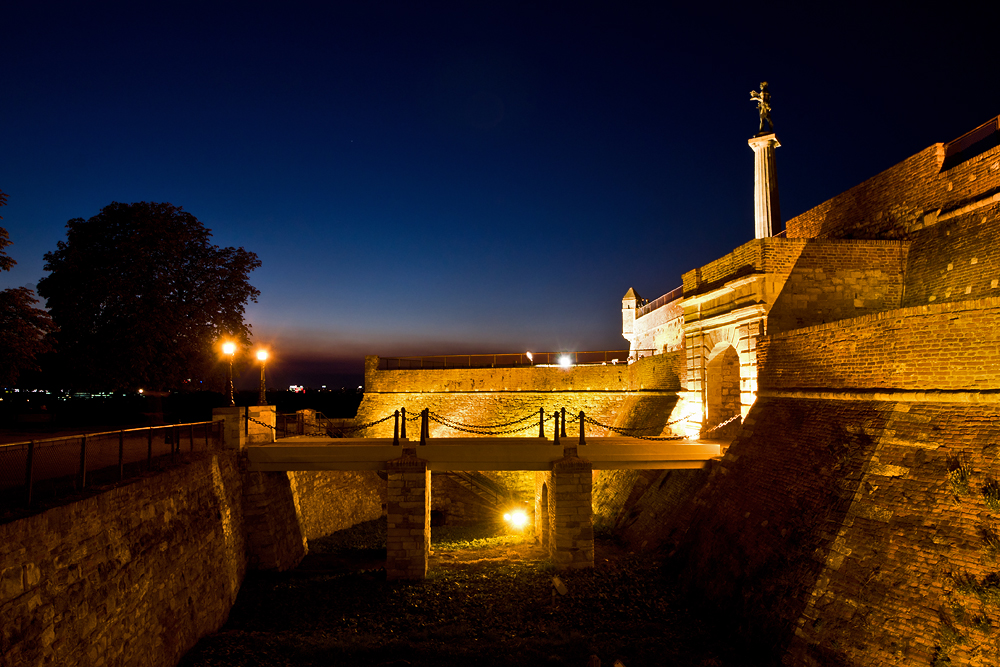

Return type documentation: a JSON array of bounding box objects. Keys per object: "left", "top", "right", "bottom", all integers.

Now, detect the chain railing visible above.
[
  {"left": 0, "top": 420, "right": 223, "bottom": 512},
  {"left": 258, "top": 406, "right": 743, "bottom": 444}
]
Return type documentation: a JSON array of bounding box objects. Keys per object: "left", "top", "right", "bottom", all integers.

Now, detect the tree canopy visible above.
[
  {"left": 38, "top": 202, "right": 261, "bottom": 391},
  {"left": 0, "top": 189, "right": 57, "bottom": 386}
]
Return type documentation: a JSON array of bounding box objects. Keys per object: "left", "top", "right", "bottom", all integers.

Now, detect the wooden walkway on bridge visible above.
[{"left": 246, "top": 435, "right": 727, "bottom": 472}]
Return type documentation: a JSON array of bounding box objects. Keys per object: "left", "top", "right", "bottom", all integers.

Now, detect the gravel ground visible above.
[{"left": 178, "top": 521, "right": 758, "bottom": 667}]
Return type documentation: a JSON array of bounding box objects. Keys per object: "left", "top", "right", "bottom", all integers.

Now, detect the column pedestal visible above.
[
  {"left": 386, "top": 452, "right": 431, "bottom": 580},
  {"left": 548, "top": 452, "right": 594, "bottom": 569},
  {"left": 748, "top": 133, "right": 781, "bottom": 239}
]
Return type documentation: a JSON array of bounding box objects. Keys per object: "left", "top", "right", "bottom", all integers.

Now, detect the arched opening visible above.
[
  {"left": 539, "top": 483, "right": 550, "bottom": 548},
  {"left": 705, "top": 344, "right": 741, "bottom": 439}
]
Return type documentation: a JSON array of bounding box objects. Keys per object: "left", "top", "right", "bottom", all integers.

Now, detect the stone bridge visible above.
[{"left": 221, "top": 407, "right": 723, "bottom": 579}]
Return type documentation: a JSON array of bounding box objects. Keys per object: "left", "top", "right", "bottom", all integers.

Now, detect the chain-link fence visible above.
[{"left": 0, "top": 420, "right": 223, "bottom": 512}]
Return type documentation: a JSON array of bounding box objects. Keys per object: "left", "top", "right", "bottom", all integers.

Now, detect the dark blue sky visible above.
[{"left": 2, "top": 2, "right": 998, "bottom": 388}]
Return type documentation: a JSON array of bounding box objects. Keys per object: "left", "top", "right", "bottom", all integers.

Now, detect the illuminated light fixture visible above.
[
  {"left": 504, "top": 508, "right": 529, "bottom": 530},
  {"left": 256, "top": 349, "right": 269, "bottom": 406},
  {"left": 526, "top": 351, "right": 533, "bottom": 363},
  {"left": 138, "top": 389, "right": 144, "bottom": 394},
  {"left": 558, "top": 354, "right": 572, "bottom": 369}
]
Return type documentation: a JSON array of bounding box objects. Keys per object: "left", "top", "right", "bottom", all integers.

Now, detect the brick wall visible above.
[
  {"left": 759, "top": 297, "right": 1000, "bottom": 392},
  {"left": 785, "top": 142, "right": 1000, "bottom": 240},
  {"left": 903, "top": 203, "right": 1000, "bottom": 306},
  {"left": 0, "top": 453, "right": 246, "bottom": 667},
  {"left": 659, "top": 396, "right": 1000, "bottom": 666},
  {"left": 766, "top": 240, "right": 908, "bottom": 333},
  {"left": 364, "top": 353, "right": 682, "bottom": 394}
]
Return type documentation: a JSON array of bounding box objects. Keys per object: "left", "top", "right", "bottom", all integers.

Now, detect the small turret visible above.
[{"left": 622, "top": 287, "right": 641, "bottom": 340}]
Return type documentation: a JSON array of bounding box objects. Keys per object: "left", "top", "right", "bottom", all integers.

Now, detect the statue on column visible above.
[{"left": 750, "top": 81, "right": 774, "bottom": 135}]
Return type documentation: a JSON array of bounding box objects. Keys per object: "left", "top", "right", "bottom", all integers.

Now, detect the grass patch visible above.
[
  {"left": 432, "top": 522, "right": 529, "bottom": 551},
  {"left": 948, "top": 456, "right": 973, "bottom": 498},
  {"left": 982, "top": 479, "right": 1000, "bottom": 511}
]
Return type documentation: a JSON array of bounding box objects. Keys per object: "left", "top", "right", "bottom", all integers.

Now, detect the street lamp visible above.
[
  {"left": 256, "top": 349, "right": 269, "bottom": 406},
  {"left": 222, "top": 341, "right": 236, "bottom": 407}
]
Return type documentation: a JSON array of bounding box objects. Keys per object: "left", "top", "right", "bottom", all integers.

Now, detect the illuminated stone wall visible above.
[
  {"left": 0, "top": 453, "right": 246, "bottom": 667},
  {"left": 785, "top": 141, "right": 1000, "bottom": 240},
  {"left": 903, "top": 205, "right": 1000, "bottom": 306},
  {"left": 356, "top": 353, "right": 690, "bottom": 440}
]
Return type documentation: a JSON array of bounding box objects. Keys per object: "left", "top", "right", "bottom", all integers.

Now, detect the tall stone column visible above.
[
  {"left": 386, "top": 453, "right": 431, "bottom": 580},
  {"left": 748, "top": 133, "right": 781, "bottom": 238}
]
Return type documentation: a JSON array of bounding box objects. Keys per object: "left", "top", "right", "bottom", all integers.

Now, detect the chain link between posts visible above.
[
  {"left": 249, "top": 408, "right": 741, "bottom": 441},
  {"left": 582, "top": 412, "right": 742, "bottom": 441}
]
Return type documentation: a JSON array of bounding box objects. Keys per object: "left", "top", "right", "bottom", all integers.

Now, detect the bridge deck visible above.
[{"left": 247, "top": 436, "right": 725, "bottom": 471}]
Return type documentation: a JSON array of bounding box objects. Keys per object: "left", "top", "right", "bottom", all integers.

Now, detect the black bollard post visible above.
[
  {"left": 560, "top": 407, "right": 567, "bottom": 438},
  {"left": 539, "top": 407, "right": 544, "bottom": 438},
  {"left": 393, "top": 410, "right": 400, "bottom": 445},
  {"left": 579, "top": 411, "right": 586, "bottom": 446},
  {"left": 401, "top": 407, "right": 407, "bottom": 439},
  {"left": 553, "top": 411, "right": 560, "bottom": 446},
  {"left": 420, "top": 408, "right": 429, "bottom": 445}
]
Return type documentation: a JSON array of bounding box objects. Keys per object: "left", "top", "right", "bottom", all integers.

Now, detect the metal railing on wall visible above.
[
  {"left": 378, "top": 350, "right": 632, "bottom": 370},
  {"left": 635, "top": 286, "right": 684, "bottom": 318},
  {"left": 0, "top": 420, "right": 224, "bottom": 513}
]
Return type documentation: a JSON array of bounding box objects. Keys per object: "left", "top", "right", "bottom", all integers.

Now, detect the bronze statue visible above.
[{"left": 750, "top": 81, "right": 774, "bottom": 134}]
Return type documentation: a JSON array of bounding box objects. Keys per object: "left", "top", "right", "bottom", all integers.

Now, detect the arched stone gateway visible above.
[{"left": 705, "top": 343, "right": 741, "bottom": 438}]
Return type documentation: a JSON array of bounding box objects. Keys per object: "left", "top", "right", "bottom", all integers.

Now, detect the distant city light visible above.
[
  {"left": 138, "top": 389, "right": 143, "bottom": 394},
  {"left": 558, "top": 354, "right": 572, "bottom": 369},
  {"left": 289, "top": 385, "right": 304, "bottom": 393}
]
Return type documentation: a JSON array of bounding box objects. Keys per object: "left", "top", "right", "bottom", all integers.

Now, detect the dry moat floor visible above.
[{"left": 179, "top": 520, "right": 756, "bottom": 667}]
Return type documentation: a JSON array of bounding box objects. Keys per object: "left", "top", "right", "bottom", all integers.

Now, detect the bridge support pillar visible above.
[
  {"left": 547, "top": 453, "right": 594, "bottom": 569},
  {"left": 386, "top": 452, "right": 430, "bottom": 580}
]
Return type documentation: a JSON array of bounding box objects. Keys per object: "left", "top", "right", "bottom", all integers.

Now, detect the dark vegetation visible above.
[{"left": 180, "top": 520, "right": 753, "bottom": 667}]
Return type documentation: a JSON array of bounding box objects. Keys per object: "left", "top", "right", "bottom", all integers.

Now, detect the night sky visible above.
[{"left": 2, "top": 3, "right": 998, "bottom": 389}]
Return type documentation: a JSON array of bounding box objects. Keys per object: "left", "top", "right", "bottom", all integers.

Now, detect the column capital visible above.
[{"left": 748, "top": 133, "right": 781, "bottom": 150}]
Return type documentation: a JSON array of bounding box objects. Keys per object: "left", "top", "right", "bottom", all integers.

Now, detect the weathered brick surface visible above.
[
  {"left": 759, "top": 297, "right": 1000, "bottom": 392},
  {"left": 785, "top": 142, "right": 1000, "bottom": 240},
  {"left": 290, "top": 471, "right": 384, "bottom": 539},
  {"left": 0, "top": 453, "right": 246, "bottom": 667},
  {"left": 660, "top": 396, "right": 1000, "bottom": 666}
]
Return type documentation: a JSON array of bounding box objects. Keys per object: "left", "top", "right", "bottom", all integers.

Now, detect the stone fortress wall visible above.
[
  {"left": 643, "top": 119, "right": 1000, "bottom": 666},
  {"left": 1, "top": 442, "right": 386, "bottom": 665}
]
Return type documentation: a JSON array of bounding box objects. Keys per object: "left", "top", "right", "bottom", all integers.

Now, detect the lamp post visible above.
[
  {"left": 256, "top": 349, "right": 269, "bottom": 406},
  {"left": 222, "top": 341, "right": 236, "bottom": 407}
]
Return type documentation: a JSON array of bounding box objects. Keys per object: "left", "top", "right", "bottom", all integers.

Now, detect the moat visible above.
[{"left": 179, "top": 520, "right": 756, "bottom": 667}]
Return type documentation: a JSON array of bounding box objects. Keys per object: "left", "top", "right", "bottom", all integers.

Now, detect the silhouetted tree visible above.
[
  {"left": 0, "top": 189, "right": 57, "bottom": 386},
  {"left": 38, "top": 202, "right": 261, "bottom": 391}
]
